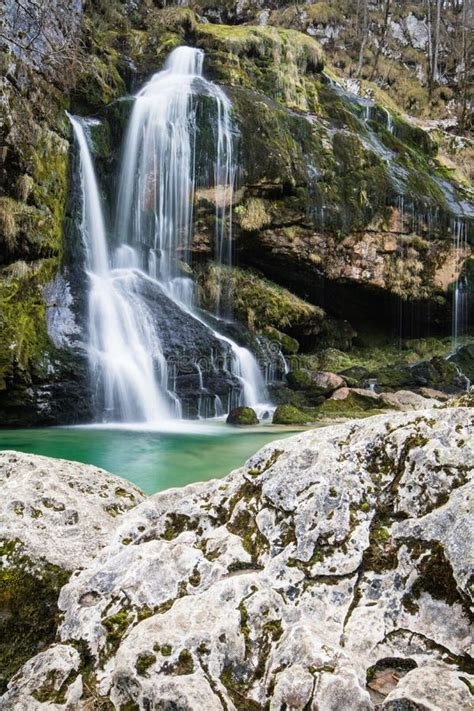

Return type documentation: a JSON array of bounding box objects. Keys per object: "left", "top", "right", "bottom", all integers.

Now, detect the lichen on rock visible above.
[
  {"left": 0, "top": 451, "right": 144, "bottom": 692},
  {"left": 2, "top": 408, "right": 472, "bottom": 709}
]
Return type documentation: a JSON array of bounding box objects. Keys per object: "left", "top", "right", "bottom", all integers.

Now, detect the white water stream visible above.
[{"left": 69, "top": 47, "right": 270, "bottom": 423}]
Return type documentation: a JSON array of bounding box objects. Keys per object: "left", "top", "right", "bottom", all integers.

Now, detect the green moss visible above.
[
  {"left": 228, "top": 506, "right": 268, "bottom": 561},
  {"left": 31, "top": 130, "right": 69, "bottom": 250},
  {"left": 135, "top": 653, "right": 156, "bottom": 676},
  {"left": 0, "top": 542, "right": 70, "bottom": 693},
  {"left": 263, "top": 619, "right": 283, "bottom": 642},
  {"left": 197, "top": 264, "right": 324, "bottom": 335},
  {"left": 71, "top": 20, "right": 126, "bottom": 112},
  {"left": 173, "top": 649, "right": 194, "bottom": 675},
  {"left": 313, "top": 389, "right": 383, "bottom": 420},
  {"left": 102, "top": 610, "right": 132, "bottom": 656},
  {"left": 287, "top": 369, "right": 313, "bottom": 390},
  {"left": 0, "top": 256, "right": 63, "bottom": 400},
  {"left": 227, "top": 482, "right": 269, "bottom": 563},
  {"left": 197, "top": 23, "right": 324, "bottom": 112},
  {"left": 162, "top": 513, "right": 197, "bottom": 541},
  {"left": 226, "top": 407, "right": 259, "bottom": 426},
  {"left": 32, "top": 668, "right": 78, "bottom": 704},
  {"left": 273, "top": 404, "right": 308, "bottom": 425},
  {"left": 410, "top": 542, "right": 462, "bottom": 607},
  {"left": 363, "top": 522, "right": 398, "bottom": 573}
]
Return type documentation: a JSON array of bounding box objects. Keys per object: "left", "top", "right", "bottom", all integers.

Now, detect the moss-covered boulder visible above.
[
  {"left": 411, "top": 355, "right": 469, "bottom": 394},
  {"left": 287, "top": 368, "right": 345, "bottom": 398},
  {"left": 226, "top": 406, "right": 259, "bottom": 425},
  {"left": 264, "top": 327, "right": 299, "bottom": 356},
  {"left": 314, "top": 386, "right": 384, "bottom": 419},
  {"left": 450, "top": 344, "right": 474, "bottom": 382},
  {"left": 272, "top": 403, "right": 308, "bottom": 424},
  {"left": 196, "top": 263, "right": 325, "bottom": 341}
]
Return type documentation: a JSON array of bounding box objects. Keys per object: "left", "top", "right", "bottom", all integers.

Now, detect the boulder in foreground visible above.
[
  {"left": 0, "top": 451, "right": 144, "bottom": 693},
  {"left": 1, "top": 409, "right": 473, "bottom": 710}
]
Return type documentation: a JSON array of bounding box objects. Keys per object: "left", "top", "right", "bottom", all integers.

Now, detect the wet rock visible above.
[
  {"left": 265, "top": 327, "right": 300, "bottom": 356},
  {"left": 287, "top": 369, "right": 345, "bottom": 397},
  {"left": 272, "top": 403, "right": 308, "bottom": 424},
  {"left": 339, "top": 365, "right": 371, "bottom": 387},
  {"left": 227, "top": 406, "right": 259, "bottom": 425},
  {"left": 411, "top": 356, "right": 469, "bottom": 393},
  {"left": 196, "top": 263, "right": 325, "bottom": 345},
  {"left": 379, "top": 389, "right": 442, "bottom": 411},
  {"left": 450, "top": 343, "right": 474, "bottom": 382}
]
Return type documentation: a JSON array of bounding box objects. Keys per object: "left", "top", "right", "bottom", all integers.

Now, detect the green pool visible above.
[{"left": 0, "top": 423, "right": 301, "bottom": 495}]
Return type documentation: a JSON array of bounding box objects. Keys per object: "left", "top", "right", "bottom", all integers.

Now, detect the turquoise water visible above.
[{"left": 0, "top": 423, "right": 300, "bottom": 495}]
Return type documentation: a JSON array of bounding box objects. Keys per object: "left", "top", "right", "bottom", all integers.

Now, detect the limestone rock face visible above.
[
  {"left": 0, "top": 451, "right": 144, "bottom": 693},
  {"left": 0, "top": 451, "right": 144, "bottom": 572},
  {"left": 2, "top": 408, "right": 472, "bottom": 709}
]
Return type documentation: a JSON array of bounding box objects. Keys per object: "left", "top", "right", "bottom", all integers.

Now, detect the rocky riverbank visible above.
[{"left": 1, "top": 405, "right": 472, "bottom": 709}]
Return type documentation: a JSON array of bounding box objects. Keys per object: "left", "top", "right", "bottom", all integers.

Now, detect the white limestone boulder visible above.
[
  {"left": 1, "top": 408, "right": 472, "bottom": 710},
  {"left": 0, "top": 450, "right": 144, "bottom": 696}
]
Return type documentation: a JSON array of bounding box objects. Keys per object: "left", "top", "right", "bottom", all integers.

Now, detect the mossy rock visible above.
[
  {"left": 0, "top": 260, "right": 56, "bottom": 390},
  {"left": 273, "top": 404, "right": 308, "bottom": 425},
  {"left": 197, "top": 23, "right": 324, "bottom": 112},
  {"left": 449, "top": 344, "right": 474, "bottom": 382},
  {"left": 314, "top": 389, "right": 383, "bottom": 419},
  {"left": 411, "top": 355, "right": 469, "bottom": 393},
  {"left": 197, "top": 263, "right": 324, "bottom": 338},
  {"left": 264, "top": 327, "right": 299, "bottom": 356},
  {"left": 268, "top": 383, "right": 316, "bottom": 409},
  {"left": 338, "top": 365, "right": 370, "bottom": 387},
  {"left": 227, "top": 407, "right": 259, "bottom": 426},
  {"left": 0, "top": 541, "right": 70, "bottom": 693},
  {"left": 286, "top": 369, "right": 313, "bottom": 391}
]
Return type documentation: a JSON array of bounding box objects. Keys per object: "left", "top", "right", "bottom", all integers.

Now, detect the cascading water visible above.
[
  {"left": 451, "top": 217, "right": 469, "bottom": 351},
  {"left": 70, "top": 46, "right": 270, "bottom": 423},
  {"left": 114, "top": 45, "right": 268, "bottom": 416},
  {"left": 69, "top": 114, "right": 174, "bottom": 422}
]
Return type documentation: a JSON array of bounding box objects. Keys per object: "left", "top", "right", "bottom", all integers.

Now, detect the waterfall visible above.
[
  {"left": 70, "top": 46, "right": 269, "bottom": 423},
  {"left": 69, "top": 114, "right": 173, "bottom": 422},
  {"left": 116, "top": 46, "right": 236, "bottom": 304},
  {"left": 451, "top": 217, "right": 469, "bottom": 351},
  {"left": 115, "top": 45, "right": 267, "bottom": 414}
]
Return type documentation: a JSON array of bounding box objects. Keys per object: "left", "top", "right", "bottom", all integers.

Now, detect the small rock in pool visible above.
[{"left": 226, "top": 406, "right": 259, "bottom": 425}]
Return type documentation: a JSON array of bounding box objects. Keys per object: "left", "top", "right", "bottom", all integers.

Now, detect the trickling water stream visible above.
[
  {"left": 451, "top": 217, "right": 469, "bottom": 351},
  {"left": 69, "top": 47, "right": 270, "bottom": 424},
  {"left": 69, "top": 115, "right": 173, "bottom": 422}
]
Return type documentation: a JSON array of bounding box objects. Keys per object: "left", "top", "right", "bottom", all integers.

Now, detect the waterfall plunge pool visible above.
[{"left": 0, "top": 423, "right": 305, "bottom": 495}]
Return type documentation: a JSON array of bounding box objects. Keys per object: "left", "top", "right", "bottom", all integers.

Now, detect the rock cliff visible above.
[{"left": 0, "top": 0, "right": 472, "bottom": 424}]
